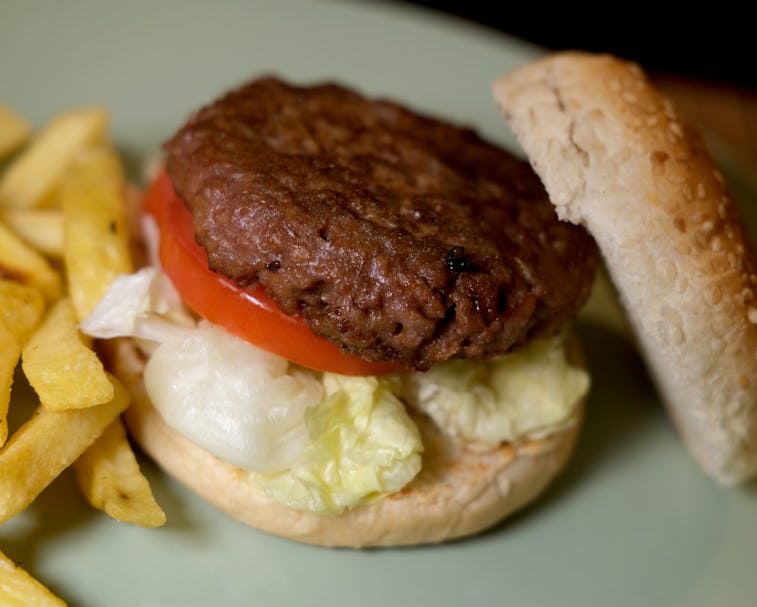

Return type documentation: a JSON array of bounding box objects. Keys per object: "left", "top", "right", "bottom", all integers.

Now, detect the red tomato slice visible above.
[{"left": 143, "top": 169, "right": 403, "bottom": 376}]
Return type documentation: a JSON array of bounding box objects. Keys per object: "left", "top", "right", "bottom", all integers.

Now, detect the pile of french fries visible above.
[{"left": 0, "top": 104, "right": 165, "bottom": 605}]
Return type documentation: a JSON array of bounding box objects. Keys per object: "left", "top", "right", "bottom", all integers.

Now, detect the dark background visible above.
[{"left": 395, "top": 2, "right": 755, "bottom": 88}]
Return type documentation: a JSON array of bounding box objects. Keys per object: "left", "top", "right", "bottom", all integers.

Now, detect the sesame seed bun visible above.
[
  {"left": 493, "top": 51, "right": 757, "bottom": 485},
  {"left": 104, "top": 337, "right": 585, "bottom": 547}
]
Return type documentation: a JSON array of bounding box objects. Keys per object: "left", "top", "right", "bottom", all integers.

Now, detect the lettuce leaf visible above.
[
  {"left": 396, "top": 336, "right": 588, "bottom": 448},
  {"left": 143, "top": 321, "right": 323, "bottom": 473},
  {"left": 81, "top": 261, "right": 584, "bottom": 516},
  {"left": 254, "top": 374, "right": 422, "bottom": 514}
]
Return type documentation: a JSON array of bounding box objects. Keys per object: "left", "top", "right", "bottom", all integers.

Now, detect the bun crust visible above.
[
  {"left": 106, "top": 338, "right": 584, "bottom": 547},
  {"left": 493, "top": 52, "right": 757, "bottom": 484}
]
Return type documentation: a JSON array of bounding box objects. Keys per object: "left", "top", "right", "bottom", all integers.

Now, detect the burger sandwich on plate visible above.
[{"left": 84, "top": 50, "right": 757, "bottom": 547}]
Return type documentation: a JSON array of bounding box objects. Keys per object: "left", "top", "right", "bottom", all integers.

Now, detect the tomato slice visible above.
[{"left": 144, "top": 169, "right": 403, "bottom": 376}]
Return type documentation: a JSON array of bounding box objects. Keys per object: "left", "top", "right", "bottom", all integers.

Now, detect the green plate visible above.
[{"left": 2, "top": 2, "right": 756, "bottom": 606}]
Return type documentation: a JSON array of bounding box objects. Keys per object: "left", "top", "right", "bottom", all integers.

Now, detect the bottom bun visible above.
[{"left": 105, "top": 337, "right": 585, "bottom": 547}]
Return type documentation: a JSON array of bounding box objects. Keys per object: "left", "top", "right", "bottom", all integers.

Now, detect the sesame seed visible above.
[
  {"left": 651, "top": 149, "right": 668, "bottom": 164},
  {"left": 663, "top": 198, "right": 679, "bottom": 213},
  {"left": 707, "top": 284, "right": 723, "bottom": 305},
  {"left": 711, "top": 254, "right": 729, "bottom": 274},
  {"left": 748, "top": 307, "right": 757, "bottom": 324},
  {"left": 676, "top": 240, "right": 692, "bottom": 255},
  {"left": 697, "top": 183, "right": 707, "bottom": 198},
  {"left": 662, "top": 260, "right": 677, "bottom": 280}
]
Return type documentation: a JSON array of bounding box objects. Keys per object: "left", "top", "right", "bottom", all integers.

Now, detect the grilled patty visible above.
[{"left": 164, "top": 77, "right": 597, "bottom": 369}]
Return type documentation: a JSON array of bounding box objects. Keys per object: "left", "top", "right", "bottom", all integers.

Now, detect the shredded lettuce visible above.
[
  {"left": 79, "top": 265, "right": 193, "bottom": 343},
  {"left": 254, "top": 374, "right": 422, "bottom": 514},
  {"left": 80, "top": 265, "right": 423, "bottom": 509},
  {"left": 395, "top": 336, "right": 588, "bottom": 448},
  {"left": 144, "top": 321, "right": 324, "bottom": 473},
  {"left": 81, "top": 260, "right": 585, "bottom": 516}
]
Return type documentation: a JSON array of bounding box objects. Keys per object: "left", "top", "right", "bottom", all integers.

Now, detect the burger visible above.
[
  {"left": 83, "top": 65, "right": 600, "bottom": 547},
  {"left": 82, "top": 50, "right": 757, "bottom": 548}
]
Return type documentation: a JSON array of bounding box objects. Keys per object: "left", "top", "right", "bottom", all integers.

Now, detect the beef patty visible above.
[{"left": 163, "top": 77, "right": 597, "bottom": 370}]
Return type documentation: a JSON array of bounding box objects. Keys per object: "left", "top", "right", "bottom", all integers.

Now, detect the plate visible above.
[{"left": 2, "top": 1, "right": 756, "bottom": 606}]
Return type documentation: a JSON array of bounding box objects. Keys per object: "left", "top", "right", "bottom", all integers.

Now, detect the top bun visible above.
[{"left": 493, "top": 51, "right": 757, "bottom": 485}]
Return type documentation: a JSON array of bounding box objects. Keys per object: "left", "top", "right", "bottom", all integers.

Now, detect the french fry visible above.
[
  {"left": 0, "top": 220, "right": 62, "bottom": 303},
  {"left": 0, "top": 102, "right": 167, "bottom": 602},
  {"left": 0, "top": 107, "right": 108, "bottom": 208},
  {"left": 0, "top": 373, "right": 129, "bottom": 524},
  {"left": 0, "top": 105, "right": 32, "bottom": 162},
  {"left": 0, "top": 280, "right": 45, "bottom": 446},
  {"left": 0, "top": 319, "right": 19, "bottom": 446},
  {"left": 0, "top": 279, "right": 45, "bottom": 346},
  {"left": 61, "top": 144, "right": 132, "bottom": 321},
  {"left": 22, "top": 298, "right": 113, "bottom": 411},
  {"left": 74, "top": 418, "right": 166, "bottom": 528},
  {"left": 0, "top": 549, "right": 67, "bottom": 607},
  {"left": 0, "top": 208, "right": 63, "bottom": 257}
]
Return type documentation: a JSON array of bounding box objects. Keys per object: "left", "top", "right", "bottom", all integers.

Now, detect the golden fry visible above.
[
  {"left": 22, "top": 298, "right": 113, "bottom": 411},
  {"left": 0, "top": 373, "right": 129, "bottom": 524},
  {"left": 0, "top": 102, "right": 165, "bottom": 600},
  {"left": 74, "top": 418, "right": 165, "bottom": 528},
  {"left": 0, "top": 107, "right": 107, "bottom": 208},
  {"left": 0, "top": 220, "right": 62, "bottom": 304},
  {"left": 0, "top": 208, "right": 63, "bottom": 257},
  {"left": 0, "top": 280, "right": 44, "bottom": 446},
  {"left": 0, "top": 549, "right": 67, "bottom": 607},
  {"left": 0, "top": 319, "right": 20, "bottom": 446},
  {"left": 0, "top": 105, "right": 32, "bottom": 162},
  {"left": 61, "top": 144, "right": 132, "bottom": 321},
  {"left": 0, "top": 279, "right": 45, "bottom": 346}
]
